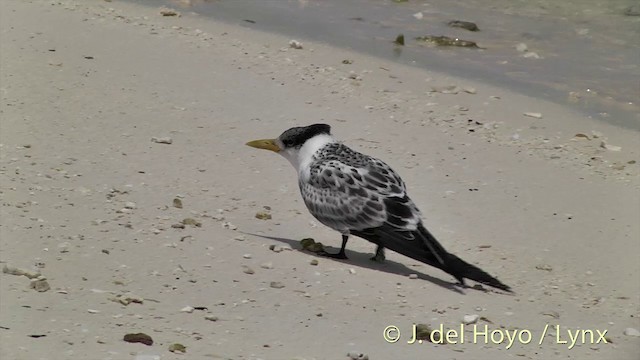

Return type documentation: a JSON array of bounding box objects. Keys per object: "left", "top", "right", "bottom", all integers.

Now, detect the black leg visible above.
[
  {"left": 370, "top": 245, "right": 386, "bottom": 262},
  {"left": 322, "top": 235, "right": 349, "bottom": 259}
]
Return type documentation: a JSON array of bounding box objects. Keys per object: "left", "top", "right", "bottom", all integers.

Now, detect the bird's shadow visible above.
[{"left": 242, "top": 232, "right": 482, "bottom": 294}]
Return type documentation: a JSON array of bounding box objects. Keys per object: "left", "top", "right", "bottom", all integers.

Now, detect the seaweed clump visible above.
[{"left": 415, "top": 35, "right": 484, "bottom": 49}]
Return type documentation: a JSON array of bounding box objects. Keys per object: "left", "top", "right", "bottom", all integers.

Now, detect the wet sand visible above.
[
  {"left": 145, "top": 0, "right": 640, "bottom": 129},
  {"left": 1, "top": 1, "right": 639, "bottom": 359}
]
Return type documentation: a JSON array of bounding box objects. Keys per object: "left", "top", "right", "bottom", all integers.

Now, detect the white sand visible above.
[{"left": 1, "top": 1, "right": 638, "bottom": 359}]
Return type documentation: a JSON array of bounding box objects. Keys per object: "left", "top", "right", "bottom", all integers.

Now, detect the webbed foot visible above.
[{"left": 369, "top": 246, "right": 386, "bottom": 263}]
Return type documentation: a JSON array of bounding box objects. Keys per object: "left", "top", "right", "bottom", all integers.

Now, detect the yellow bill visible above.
[{"left": 246, "top": 138, "right": 281, "bottom": 152}]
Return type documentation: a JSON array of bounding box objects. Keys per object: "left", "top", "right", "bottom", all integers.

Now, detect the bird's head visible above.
[{"left": 246, "top": 124, "right": 333, "bottom": 168}]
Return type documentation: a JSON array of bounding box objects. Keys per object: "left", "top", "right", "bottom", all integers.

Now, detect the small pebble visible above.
[
  {"left": 182, "top": 218, "right": 202, "bottom": 227},
  {"left": 289, "top": 40, "right": 303, "bottom": 49},
  {"left": 124, "top": 202, "right": 136, "bottom": 209},
  {"left": 408, "top": 274, "right": 418, "bottom": 279},
  {"left": 123, "top": 333, "right": 153, "bottom": 346},
  {"left": 463, "top": 314, "right": 479, "bottom": 325},
  {"left": 347, "top": 351, "right": 369, "bottom": 360},
  {"left": 234, "top": 235, "right": 246, "bottom": 241},
  {"left": 255, "top": 211, "right": 272, "bottom": 220},
  {"left": 159, "top": 8, "right": 180, "bottom": 17},
  {"left": 151, "top": 137, "right": 172, "bottom": 144},
  {"left": 260, "top": 262, "right": 274, "bottom": 269},
  {"left": 414, "top": 324, "right": 434, "bottom": 341},
  {"left": 30, "top": 278, "right": 50, "bottom": 292},
  {"left": 348, "top": 268, "right": 356, "bottom": 274},
  {"left": 523, "top": 112, "right": 543, "bottom": 119},
  {"left": 270, "top": 281, "right": 285, "bottom": 289},
  {"left": 204, "top": 315, "right": 219, "bottom": 322},
  {"left": 624, "top": 328, "right": 640, "bottom": 337},
  {"left": 111, "top": 294, "right": 144, "bottom": 306},
  {"left": 3, "top": 264, "right": 41, "bottom": 279},
  {"left": 168, "top": 343, "right": 186, "bottom": 353},
  {"left": 242, "top": 266, "right": 255, "bottom": 275},
  {"left": 309, "top": 259, "right": 319, "bottom": 266},
  {"left": 243, "top": 254, "right": 252, "bottom": 259},
  {"left": 448, "top": 20, "right": 479, "bottom": 31},
  {"left": 173, "top": 198, "right": 183, "bottom": 208},
  {"left": 180, "top": 306, "right": 195, "bottom": 313},
  {"left": 536, "top": 264, "right": 553, "bottom": 271}
]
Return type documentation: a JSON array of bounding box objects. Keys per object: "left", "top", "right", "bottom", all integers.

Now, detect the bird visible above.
[{"left": 246, "top": 124, "right": 511, "bottom": 292}]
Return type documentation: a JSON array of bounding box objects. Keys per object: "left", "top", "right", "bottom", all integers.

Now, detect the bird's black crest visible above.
[{"left": 279, "top": 124, "right": 332, "bottom": 148}]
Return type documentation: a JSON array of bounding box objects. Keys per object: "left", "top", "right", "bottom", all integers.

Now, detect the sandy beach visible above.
[{"left": 1, "top": 1, "right": 639, "bottom": 359}]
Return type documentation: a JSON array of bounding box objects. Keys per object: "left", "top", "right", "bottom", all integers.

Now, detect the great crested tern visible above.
[{"left": 247, "top": 124, "right": 510, "bottom": 292}]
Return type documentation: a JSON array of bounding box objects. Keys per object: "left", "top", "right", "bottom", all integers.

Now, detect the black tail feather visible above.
[
  {"left": 446, "top": 253, "right": 511, "bottom": 292},
  {"left": 416, "top": 224, "right": 511, "bottom": 292},
  {"left": 352, "top": 223, "right": 511, "bottom": 292},
  {"left": 415, "top": 224, "right": 449, "bottom": 267}
]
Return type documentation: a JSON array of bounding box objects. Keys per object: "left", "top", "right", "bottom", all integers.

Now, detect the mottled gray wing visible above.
[{"left": 299, "top": 146, "right": 422, "bottom": 233}]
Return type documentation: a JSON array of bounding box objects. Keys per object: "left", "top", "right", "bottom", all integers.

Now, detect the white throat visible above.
[{"left": 280, "top": 134, "right": 336, "bottom": 174}]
